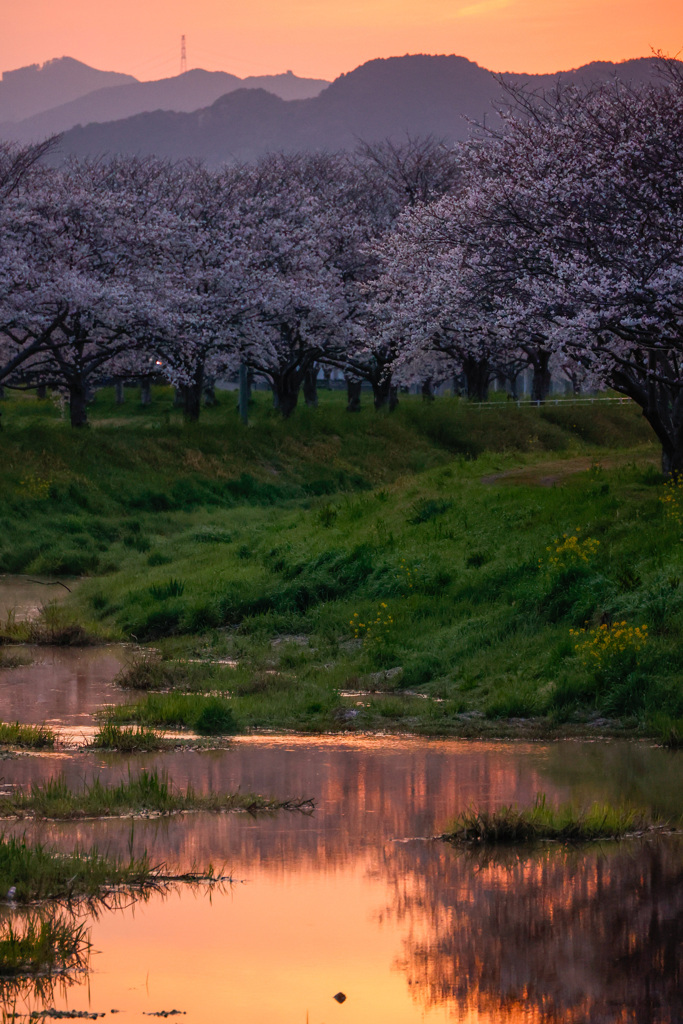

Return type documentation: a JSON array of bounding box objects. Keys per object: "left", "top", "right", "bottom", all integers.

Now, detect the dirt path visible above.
[{"left": 481, "top": 448, "right": 659, "bottom": 487}]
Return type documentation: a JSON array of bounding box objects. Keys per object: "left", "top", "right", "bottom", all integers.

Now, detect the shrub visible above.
[{"left": 194, "top": 699, "right": 237, "bottom": 735}]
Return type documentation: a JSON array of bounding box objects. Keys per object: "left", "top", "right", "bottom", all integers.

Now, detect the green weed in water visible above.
[
  {"left": 0, "top": 769, "right": 311, "bottom": 820},
  {"left": 0, "top": 722, "right": 54, "bottom": 749},
  {"left": 443, "top": 793, "right": 661, "bottom": 845}
]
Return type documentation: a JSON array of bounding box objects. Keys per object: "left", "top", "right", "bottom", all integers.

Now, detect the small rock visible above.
[
  {"left": 143, "top": 1013, "right": 186, "bottom": 1019},
  {"left": 334, "top": 708, "right": 359, "bottom": 722},
  {"left": 368, "top": 667, "right": 403, "bottom": 686}
]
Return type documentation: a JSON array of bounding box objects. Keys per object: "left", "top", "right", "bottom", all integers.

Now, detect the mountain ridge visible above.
[
  {"left": 42, "top": 53, "right": 669, "bottom": 166},
  {"left": 0, "top": 65, "right": 330, "bottom": 141},
  {"left": 0, "top": 56, "right": 136, "bottom": 123}
]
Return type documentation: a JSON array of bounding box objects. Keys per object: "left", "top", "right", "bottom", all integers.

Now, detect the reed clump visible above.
[
  {"left": 90, "top": 722, "right": 172, "bottom": 752},
  {"left": 0, "top": 912, "right": 90, "bottom": 979},
  {"left": 0, "top": 649, "right": 31, "bottom": 670},
  {"left": 0, "top": 834, "right": 154, "bottom": 903},
  {"left": 0, "top": 770, "right": 313, "bottom": 820},
  {"left": 0, "top": 722, "right": 54, "bottom": 749},
  {"left": 443, "top": 793, "right": 659, "bottom": 845},
  {"left": 102, "top": 693, "right": 238, "bottom": 734}
]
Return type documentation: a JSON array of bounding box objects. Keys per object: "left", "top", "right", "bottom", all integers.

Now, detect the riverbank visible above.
[{"left": 1, "top": 387, "right": 681, "bottom": 741}]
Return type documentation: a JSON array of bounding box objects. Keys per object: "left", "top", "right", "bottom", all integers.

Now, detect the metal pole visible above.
[{"left": 239, "top": 363, "right": 249, "bottom": 425}]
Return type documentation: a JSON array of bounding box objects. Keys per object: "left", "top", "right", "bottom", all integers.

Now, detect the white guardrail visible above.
[{"left": 473, "top": 396, "right": 632, "bottom": 410}]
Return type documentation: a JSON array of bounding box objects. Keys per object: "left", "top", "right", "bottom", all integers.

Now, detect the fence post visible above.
[{"left": 239, "top": 363, "right": 249, "bottom": 425}]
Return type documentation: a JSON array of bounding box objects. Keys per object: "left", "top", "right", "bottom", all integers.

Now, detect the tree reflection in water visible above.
[{"left": 387, "top": 837, "right": 683, "bottom": 1023}]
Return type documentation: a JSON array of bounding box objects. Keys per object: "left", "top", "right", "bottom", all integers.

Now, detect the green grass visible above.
[
  {"left": 102, "top": 693, "right": 238, "bottom": 734},
  {"left": 115, "top": 657, "right": 234, "bottom": 691},
  {"left": 0, "top": 769, "right": 313, "bottom": 819},
  {"left": 0, "top": 723, "right": 54, "bottom": 749},
  {"left": 0, "top": 649, "right": 31, "bottom": 670},
  {"left": 89, "top": 722, "right": 172, "bottom": 751},
  {"left": 1, "top": 387, "right": 681, "bottom": 737},
  {"left": 0, "top": 602, "right": 96, "bottom": 646},
  {"left": 0, "top": 834, "right": 155, "bottom": 903},
  {"left": 0, "top": 913, "right": 89, "bottom": 980},
  {"left": 442, "top": 793, "right": 664, "bottom": 844}
]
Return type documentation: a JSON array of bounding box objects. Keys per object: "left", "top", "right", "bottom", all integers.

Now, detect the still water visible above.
[
  {"left": 0, "top": 635, "right": 680, "bottom": 1023},
  {"left": 0, "top": 574, "right": 76, "bottom": 623}
]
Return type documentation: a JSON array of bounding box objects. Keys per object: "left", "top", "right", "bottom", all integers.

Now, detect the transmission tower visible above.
[{"left": 180, "top": 35, "right": 187, "bottom": 75}]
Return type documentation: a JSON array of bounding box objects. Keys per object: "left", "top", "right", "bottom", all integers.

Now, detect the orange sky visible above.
[{"left": 3, "top": 0, "right": 683, "bottom": 82}]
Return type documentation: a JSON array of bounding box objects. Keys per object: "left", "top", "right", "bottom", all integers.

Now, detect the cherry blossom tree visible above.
[
  {"left": 341, "top": 137, "right": 463, "bottom": 409},
  {"left": 144, "top": 162, "right": 259, "bottom": 421},
  {"left": 0, "top": 157, "right": 170, "bottom": 426},
  {"left": 447, "top": 63, "right": 683, "bottom": 470},
  {"left": 232, "top": 154, "right": 353, "bottom": 418},
  {"left": 0, "top": 138, "right": 60, "bottom": 393}
]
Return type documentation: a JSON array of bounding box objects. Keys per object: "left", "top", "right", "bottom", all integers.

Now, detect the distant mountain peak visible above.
[{"left": 0, "top": 56, "right": 137, "bottom": 123}]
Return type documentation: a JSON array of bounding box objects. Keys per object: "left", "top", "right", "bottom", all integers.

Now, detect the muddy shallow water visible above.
[
  {"left": 0, "top": 574, "right": 76, "bottom": 623},
  {"left": 0, "top": 645, "right": 135, "bottom": 729},
  {"left": 0, "top": 640, "right": 680, "bottom": 1023}
]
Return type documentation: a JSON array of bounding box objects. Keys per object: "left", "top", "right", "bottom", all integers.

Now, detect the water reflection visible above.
[
  {"left": 0, "top": 646, "right": 134, "bottom": 727},
  {"left": 389, "top": 837, "right": 682, "bottom": 1023},
  {"left": 0, "top": 732, "right": 679, "bottom": 1021},
  {"left": 0, "top": 576, "right": 75, "bottom": 623},
  {"left": 0, "top": 905, "right": 91, "bottom": 1018}
]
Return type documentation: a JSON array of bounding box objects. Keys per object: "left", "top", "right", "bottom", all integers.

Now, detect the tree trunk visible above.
[
  {"left": 203, "top": 376, "right": 217, "bottom": 407},
  {"left": 662, "top": 445, "right": 683, "bottom": 479},
  {"left": 36, "top": 384, "right": 47, "bottom": 400},
  {"left": 303, "top": 366, "right": 319, "bottom": 408},
  {"left": 463, "top": 357, "right": 490, "bottom": 402},
  {"left": 115, "top": 381, "right": 125, "bottom": 405},
  {"left": 140, "top": 379, "right": 152, "bottom": 406},
  {"left": 530, "top": 350, "right": 552, "bottom": 403},
  {"left": 612, "top": 365, "right": 682, "bottom": 480},
  {"left": 178, "top": 381, "right": 203, "bottom": 422},
  {"left": 346, "top": 379, "right": 362, "bottom": 413},
  {"left": 173, "top": 387, "right": 184, "bottom": 408},
  {"left": 69, "top": 382, "right": 89, "bottom": 428},
  {"left": 373, "top": 378, "right": 399, "bottom": 412},
  {"left": 421, "top": 379, "right": 435, "bottom": 402},
  {"left": 0, "top": 385, "right": 5, "bottom": 400},
  {"left": 273, "top": 377, "right": 300, "bottom": 418}
]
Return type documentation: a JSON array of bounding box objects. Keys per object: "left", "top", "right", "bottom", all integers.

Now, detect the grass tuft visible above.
[
  {"left": 103, "top": 693, "right": 238, "bottom": 734},
  {"left": 0, "top": 722, "right": 54, "bottom": 749},
  {"left": 442, "top": 793, "right": 661, "bottom": 845},
  {"left": 0, "top": 912, "right": 89, "bottom": 980},
  {"left": 90, "top": 722, "right": 172, "bottom": 752},
  {"left": 0, "top": 769, "right": 313, "bottom": 820},
  {"left": 0, "top": 833, "right": 154, "bottom": 903}
]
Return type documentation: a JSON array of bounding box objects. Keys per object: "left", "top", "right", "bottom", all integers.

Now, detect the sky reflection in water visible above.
[{"left": 0, "top": 735, "right": 680, "bottom": 1023}]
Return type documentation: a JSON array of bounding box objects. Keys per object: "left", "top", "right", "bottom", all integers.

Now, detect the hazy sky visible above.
[{"left": 3, "top": 0, "right": 683, "bottom": 81}]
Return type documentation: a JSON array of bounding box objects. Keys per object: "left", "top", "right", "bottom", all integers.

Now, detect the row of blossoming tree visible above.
[{"left": 1, "top": 58, "right": 683, "bottom": 472}]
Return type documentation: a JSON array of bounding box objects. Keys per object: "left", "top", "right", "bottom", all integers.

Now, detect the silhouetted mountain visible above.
[
  {"left": 2, "top": 67, "right": 329, "bottom": 142},
  {"left": 36, "top": 54, "right": 676, "bottom": 165},
  {"left": 0, "top": 56, "right": 136, "bottom": 123}
]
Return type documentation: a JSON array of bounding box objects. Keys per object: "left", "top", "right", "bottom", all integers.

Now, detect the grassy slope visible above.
[{"left": 1, "top": 386, "right": 681, "bottom": 737}]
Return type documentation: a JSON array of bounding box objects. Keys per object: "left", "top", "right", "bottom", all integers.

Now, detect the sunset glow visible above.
[{"left": 3, "top": 0, "right": 683, "bottom": 81}]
